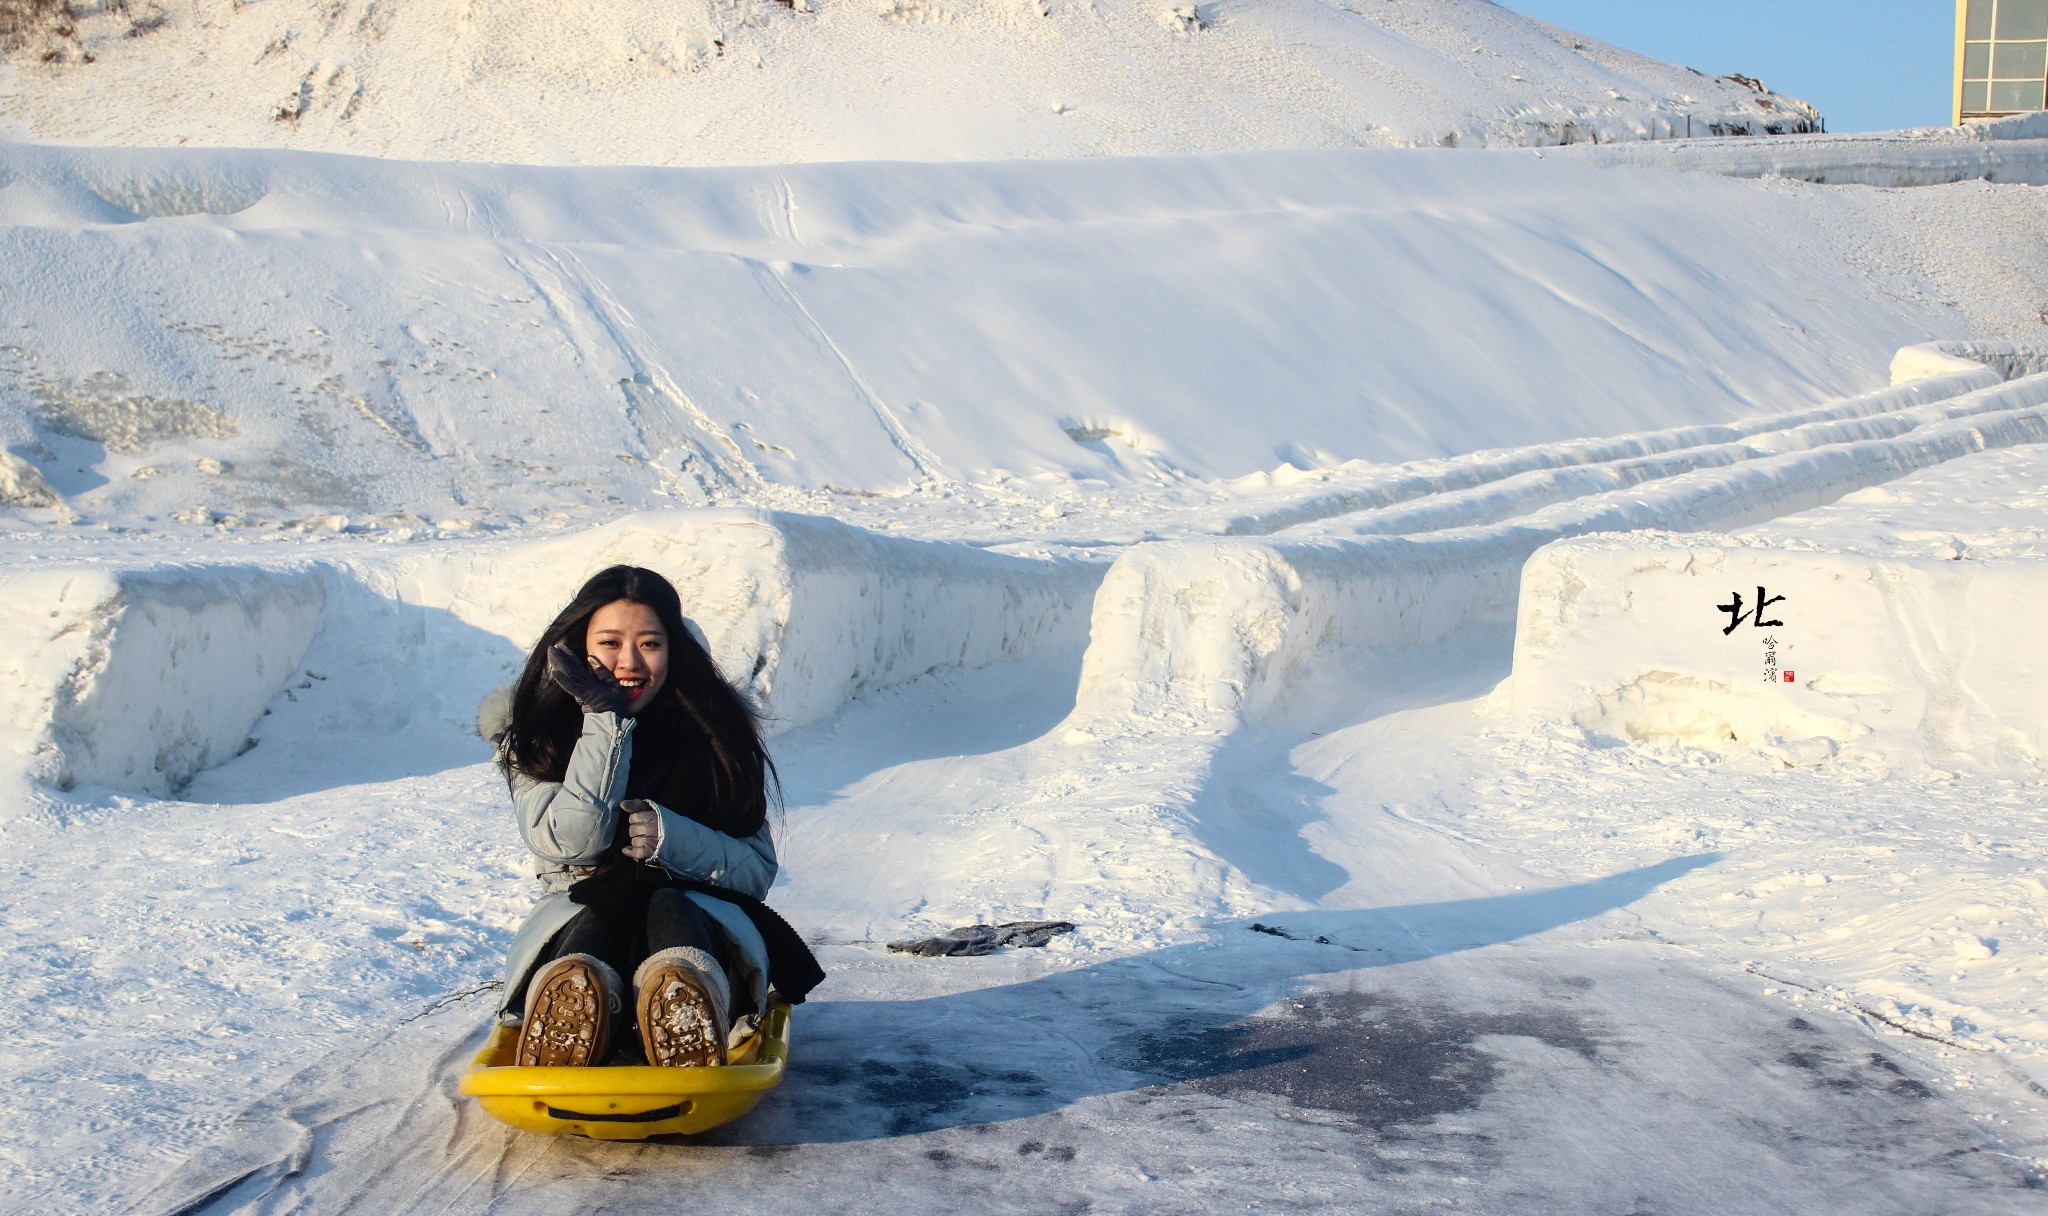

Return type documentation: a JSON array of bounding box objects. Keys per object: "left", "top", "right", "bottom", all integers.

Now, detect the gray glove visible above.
[
  {"left": 619, "top": 798, "right": 663, "bottom": 862},
  {"left": 547, "top": 642, "right": 629, "bottom": 716}
]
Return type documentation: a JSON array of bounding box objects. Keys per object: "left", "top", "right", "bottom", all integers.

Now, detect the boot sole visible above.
[
  {"left": 516, "top": 958, "right": 611, "bottom": 1068},
  {"left": 637, "top": 964, "right": 726, "bottom": 1068}
]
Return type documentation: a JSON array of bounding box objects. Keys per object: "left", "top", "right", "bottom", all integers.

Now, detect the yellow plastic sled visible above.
[{"left": 460, "top": 1001, "right": 791, "bottom": 1140}]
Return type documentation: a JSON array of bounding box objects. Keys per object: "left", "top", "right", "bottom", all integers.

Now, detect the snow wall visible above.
[
  {"left": 0, "top": 564, "right": 326, "bottom": 799},
  {"left": 1510, "top": 537, "right": 2048, "bottom": 776},
  {"left": 14, "top": 360, "right": 2046, "bottom": 804},
  {"left": 1066, "top": 368, "right": 2048, "bottom": 733},
  {"left": 382, "top": 510, "right": 1104, "bottom": 731},
  {"left": 0, "top": 511, "right": 1101, "bottom": 806}
]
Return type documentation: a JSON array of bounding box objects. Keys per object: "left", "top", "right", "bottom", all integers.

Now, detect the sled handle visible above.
[{"left": 545, "top": 1101, "right": 691, "bottom": 1123}]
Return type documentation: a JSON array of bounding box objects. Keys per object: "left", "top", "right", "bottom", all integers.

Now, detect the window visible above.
[{"left": 1962, "top": 0, "right": 2048, "bottom": 117}]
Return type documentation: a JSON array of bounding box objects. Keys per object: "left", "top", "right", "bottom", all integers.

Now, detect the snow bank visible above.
[
  {"left": 1513, "top": 540, "right": 2047, "bottom": 775},
  {"left": 0, "top": 563, "right": 324, "bottom": 805},
  {"left": 382, "top": 510, "right": 1104, "bottom": 732},
  {"left": 0, "top": 0, "right": 1816, "bottom": 165},
  {"left": 1069, "top": 373, "right": 2048, "bottom": 731},
  {"left": 1892, "top": 341, "right": 2048, "bottom": 386},
  {"left": 1568, "top": 131, "right": 2048, "bottom": 188},
  {"left": 1965, "top": 111, "right": 2048, "bottom": 141},
  {"left": 0, "top": 510, "right": 1099, "bottom": 804},
  {"left": 1510, "top": 445, "right": 2048, "bottom": 775}
]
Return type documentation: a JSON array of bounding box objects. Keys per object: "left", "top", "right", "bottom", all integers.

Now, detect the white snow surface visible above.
[
  {"left": 0, "top": 0, "right": 1821, "bottom": 166},
  {"left": 4, "top": 134, "right": 2048, "bottom": 1211},
  {"left": 1512, "top": 446, "right": 2048, "bottom": 778},
  {"left": 5, "top": 139, "right": 2048, "bottom": 542}
]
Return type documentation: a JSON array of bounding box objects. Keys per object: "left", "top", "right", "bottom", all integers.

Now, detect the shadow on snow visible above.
[{"left": 715, "top": 853, "right": 1717, "bottom": 1146}]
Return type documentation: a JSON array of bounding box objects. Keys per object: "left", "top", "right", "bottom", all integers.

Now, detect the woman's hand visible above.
[
  {"left": 619, "top": 799, "right": 663, "bottom": 862},
  {"left": 547, "top": 642, "right": 630, "bottom": 716}
]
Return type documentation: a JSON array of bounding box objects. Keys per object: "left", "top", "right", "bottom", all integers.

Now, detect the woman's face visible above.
[{"left": 585, "top": 599, "right": 669, "bottom": 714}]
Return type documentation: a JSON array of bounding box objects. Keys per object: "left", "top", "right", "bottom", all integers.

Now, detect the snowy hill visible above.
[
  {"left": 8, "top": 140, "right": 2047, "bottom": 539},
  {"left": 0, "top": 0, "right": 1819, "bottom": 164}
]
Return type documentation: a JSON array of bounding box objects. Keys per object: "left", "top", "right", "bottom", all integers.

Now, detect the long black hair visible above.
[{"left": 499, "top": 565, "right": 778, "bottom": 839}]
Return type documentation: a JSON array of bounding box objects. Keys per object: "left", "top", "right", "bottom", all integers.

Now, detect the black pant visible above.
[{"left": 520, "top": 887, "right": 746, "bottom": 1031}]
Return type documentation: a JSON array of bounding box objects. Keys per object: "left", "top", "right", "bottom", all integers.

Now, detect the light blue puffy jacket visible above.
[{"left": 498, "top": 709, "right": 778, "bottom": 1019}]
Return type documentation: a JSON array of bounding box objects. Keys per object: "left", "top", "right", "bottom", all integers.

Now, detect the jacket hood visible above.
[{"left": 477, "top": 682, "right": 516, "bottom": 744}]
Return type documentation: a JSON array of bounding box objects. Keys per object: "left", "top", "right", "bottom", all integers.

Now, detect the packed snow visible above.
[{"left": 5, "top": 9, "right": 2048, "bottom": 1210}]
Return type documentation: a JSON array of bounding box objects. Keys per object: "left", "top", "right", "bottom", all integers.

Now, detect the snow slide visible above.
[{"left": 6, "top": 368, "right": 2047, "bottom": 1216}]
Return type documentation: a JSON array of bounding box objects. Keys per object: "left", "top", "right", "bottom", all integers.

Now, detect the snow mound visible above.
[
  {"left": 1510, "top": 445, "right": 2048, "bottom": 775},
  {"left": 1893, "top": 341, "right": 2048, "bottom": 386},
  {"left": 0, "top": 563, "right": 325, "bottom": 803},
  {"left": 1069, "top": 366, "right": 2048, "bottom": 733},
  {"left": 1965, "top": 110, "right": 2048, "bottom": 141},
  {"left": 0, "top": 0, "right": 1818, "bottom": 165},
  {"left": 0, "top": 510, "right": 1099, "bottom": 804}
]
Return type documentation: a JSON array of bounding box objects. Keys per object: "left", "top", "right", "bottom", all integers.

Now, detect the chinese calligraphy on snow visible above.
[
  {"left": 1717, "top": 586, "right": 1786, "bottom": 636},
  {"left": 1719, "top": 586, "right": 1794, "bottom": 685}
]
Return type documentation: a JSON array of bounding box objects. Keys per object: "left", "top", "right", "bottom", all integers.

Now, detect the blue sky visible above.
[{"left": 1497, "top": 1, "right": 1956, "bottom": 133}]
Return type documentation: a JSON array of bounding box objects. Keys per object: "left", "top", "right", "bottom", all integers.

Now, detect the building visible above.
[{"left": 1957, "top": 0, "right": 2048, "bottom": 122}]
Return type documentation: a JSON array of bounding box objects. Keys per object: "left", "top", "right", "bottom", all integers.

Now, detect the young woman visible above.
[{"left": 489, "top": 565, "right": 818, "bottom": 1068}]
